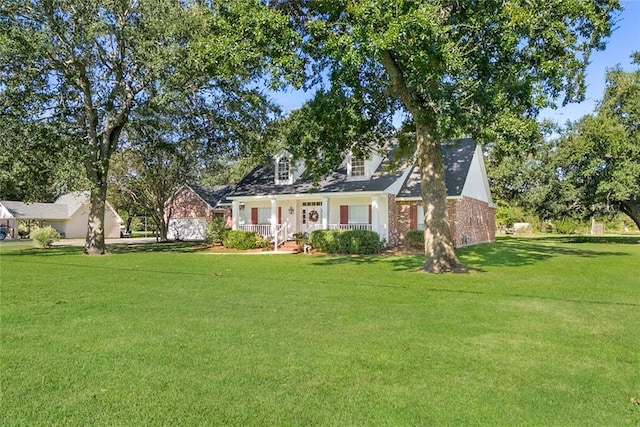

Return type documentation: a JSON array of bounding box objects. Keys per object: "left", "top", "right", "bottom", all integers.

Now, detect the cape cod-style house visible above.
[{"left": 222, "top": 138, "right": 495, "bottom": 248}]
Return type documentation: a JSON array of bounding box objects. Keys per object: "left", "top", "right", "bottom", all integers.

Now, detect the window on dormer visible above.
[
  {"left": 351, "top": 157, "right": 366, "bottom": 177},
  {"left": 277, "top": 157, "right": 290, "bottom": 181}
]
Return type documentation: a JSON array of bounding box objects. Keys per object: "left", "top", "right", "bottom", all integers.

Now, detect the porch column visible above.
[
  {"left": 321, "top": 197, "right": 329, "bottom": 229},
  {"left": 231, "top": 200, "right": 239, "bottom": 230},
  {"left": 270, "top": 199, "right": 278, "bottom": 235},
  {"left": 371, "top": 196, "right": 380, "bottom": 234}
]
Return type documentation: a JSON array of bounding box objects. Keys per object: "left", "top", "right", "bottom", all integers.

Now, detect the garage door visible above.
[{"left": 167, "top": 218, "right": 207, "bottom": 241}]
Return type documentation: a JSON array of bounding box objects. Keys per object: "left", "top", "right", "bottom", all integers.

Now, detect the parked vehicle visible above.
[{"left": 0, "top": 225, "right": 7, "bottom": 240}]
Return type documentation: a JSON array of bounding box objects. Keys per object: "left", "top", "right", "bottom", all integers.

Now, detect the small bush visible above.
[
  {"left": 404, "top": 229, "right": 424, "bottom": 250},
  {"left": 206, "top": 217, "right": 229, "bottom": 245},
  {"left": 310, "top": 229, "right": 383, "bottom": 254},
  {"left": 31, "top": 226, "right": 61, "bottom": 248},
  {"left": 292, "top": 232, "right": 310, "bottom": 246},
  {"left": 222, "top": 230, "right": 262, "bottom": 250},
  {"left": 554, "top": 219, "right": 580, "bottom": 235}
]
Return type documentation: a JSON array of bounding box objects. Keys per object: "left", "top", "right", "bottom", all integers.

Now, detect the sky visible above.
[
  {"left": 270, "top": 1, "right": 640, "bottom": 126},
  {"left": 539, "top": 0, "right": 640, "bottom": 125}
]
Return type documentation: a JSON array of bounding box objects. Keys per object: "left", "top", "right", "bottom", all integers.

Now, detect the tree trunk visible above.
[
  {"left": 380, "top": 50, "right": 464, "bottom": 272},
  {"left": 619, "top": 198, "right": 640, "bottom": 230},
  {"left": 84, "top": 173, "right": 108, "bottom": 255},
  {"left": 416, "top": 120, "right": 464, "bottom": 273}
]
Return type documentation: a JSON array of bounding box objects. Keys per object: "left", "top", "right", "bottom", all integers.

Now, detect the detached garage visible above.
[
  {"left": 165, "top": 184, "right": 231, "bottom": 241},
  {"left": 0, "top": 192, "right": 122, "bottom": 239}
]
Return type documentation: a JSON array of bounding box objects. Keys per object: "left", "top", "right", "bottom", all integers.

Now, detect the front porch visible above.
[{"left": 230, "top": 195, "right": 388, "bottom": 244}]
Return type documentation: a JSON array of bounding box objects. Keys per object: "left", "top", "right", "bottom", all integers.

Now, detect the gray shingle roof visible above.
[
  {"left": 228, "top": 138, "right": 477, "bottom": 199},
  {"left": 398, "top": 138, "right": 476, "bottom": 198},
  {"left": 229, "top": 154, "right": 407, "bottom": 197},
  {"left": 0, "top": 201, "right": 69, "bottom": 219},
  {"left": 188, "top": 184, "right": 232, "bottom": 208}
]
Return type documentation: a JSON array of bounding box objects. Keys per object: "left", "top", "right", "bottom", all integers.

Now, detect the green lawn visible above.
[{"left": 1, "top": 237, "right": 639, "bottom": 426}]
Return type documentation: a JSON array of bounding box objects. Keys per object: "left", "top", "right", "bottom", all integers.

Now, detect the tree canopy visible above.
[
  {"left": 556, "top": 54, "right": 640, "bottom": 228},
  {"left": 0, "top": 0, "right": 298, "bottom": 253},
  {"left": 274, "top": 0, "right": 620, "bottom": 271}
]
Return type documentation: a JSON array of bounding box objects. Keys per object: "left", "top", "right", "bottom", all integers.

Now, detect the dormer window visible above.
[
  {"left": 277, "top": 157, "right": 290, "bottom": 181},
  {"left": 274, "top": 151, "right": 294, "bottom": 185},
  {"left": 348, "top": 154, "right": 369, "bottom": 180},
  {"left": 351, "top": 157, "right": 365, "bottom": 177}
]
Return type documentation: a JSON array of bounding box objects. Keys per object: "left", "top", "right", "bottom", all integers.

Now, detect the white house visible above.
[
  {"left": 0, "top": 192, "right": 122, "bottom": 239},
  {"left": 224, "top": 138, "right": 496, "bottom": 248}
]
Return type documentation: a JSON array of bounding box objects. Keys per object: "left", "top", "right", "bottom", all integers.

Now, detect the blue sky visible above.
[
  {"left": 540, "top": 0, "right": 640, "bottom": 124},
  {"left": 271, "top": 2, "right": 640, "bottom": 125}
]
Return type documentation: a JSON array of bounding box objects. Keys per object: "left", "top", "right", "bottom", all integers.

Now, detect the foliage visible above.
[
  {"left": 222, "top": 230, "right": 264, "bottom": 250},
  {"left": 0, "top": 119, "right": 87, "bottom": 201},
  {"left": 404, "top": 229, "right": 424, "bottom": 251},
  {"left": 553, "top": 219, "right": 580, "bottom": 235},
  {"left": 1, "top": 238, "right": 639, "bottom": 425},
  {"left": 310, "top": 229, "right": 383, "bottom": 254},
  {"left": 292, "top": 232, "right": 310, "bottom": 247},
  {"left": 206, "top": 217, "right": 229, "bottom": 245},
  {"left": 0, "top": 0, "right": 300, "bottom": 253},
  {"left": 275, "top": 0, "right": 620, "bottom": 272},
  {"left": 555, "top": 54, "right": 640, "bottom": 229},
  {"left": 29, "top": 226, "right": 60, "bottom": 248},
  {"left": 490, "top": 53, "right": 640, "bottom": 230}
]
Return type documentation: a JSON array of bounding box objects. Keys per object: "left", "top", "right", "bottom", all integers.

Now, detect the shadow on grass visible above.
[
  {"left": 310, "top": 254, "right": 425, "bottom": 272},
  {"left": 458, "top": 238, "right": 629, "bottom": 270},
  {"left": 107, "top": 241, "right": 206, "bottom": 254},
  {"left": 3, "top": 241, "right": 207, "bottom": 257},
  {"left": 310, "top": 236, "right": 632, "bottom": 272}
]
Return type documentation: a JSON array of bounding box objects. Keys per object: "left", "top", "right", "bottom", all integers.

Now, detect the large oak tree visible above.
[
  {"left": 275, "top": 0, "right": 620, "bottom": 272},
  {"left": 557, "top": 54, "right": 640, "bottom": 228},
  {"left": 1, "top": 0, "right": 297, "bottom": 254}
]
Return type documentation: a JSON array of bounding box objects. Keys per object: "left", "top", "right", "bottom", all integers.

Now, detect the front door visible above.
[{"left": 301, "top": 201, "right": 322, "bottom": 232}]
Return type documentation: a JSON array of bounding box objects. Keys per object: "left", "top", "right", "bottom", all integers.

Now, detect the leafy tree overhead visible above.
[
  {"left": 0, "top": 0, "right": 298, "bottom": 254},
  {"left": 109, "top": 86, "right": 280, "bottom": 241},
  {"left": 557, "top": 54, "right": 640, "bottom": 228},
  {"left": 274, "top": 0, "right": 620, "bottom": 272}
]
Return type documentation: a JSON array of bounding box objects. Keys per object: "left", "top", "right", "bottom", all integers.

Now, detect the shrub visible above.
[
  {"left": 292, "top": 232, "right": 310, "bottom": 246},
  {"left": 310, "top": 229, "right": 383, "bottom": 254},
  {"left": 310, "top": 230, "right": 340, "bottom": 253},
  {"left": 404, "top": 229, "right": 424, "bottom": 250},
  {"left": 222, "top": 230, "right": 262, "bottom": 250},
  {"left": 31, "top": 226, "right": 61, "bottom": 248},
  {"left": 554, "top": 219, "right": 580, "bottom": 235},
  {"left": 206, "top": 217, "right": 229, "bottom": 245}
]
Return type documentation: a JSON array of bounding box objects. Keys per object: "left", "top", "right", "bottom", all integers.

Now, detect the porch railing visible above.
[
  {"left": 238, "top": 224, "right": 272, "bottom": 237},
  {"left": 305, "top": 223, "right": 372, "bottom": 233}
]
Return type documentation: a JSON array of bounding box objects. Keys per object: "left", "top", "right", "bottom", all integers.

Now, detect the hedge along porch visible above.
[{"left": 230, "top": 192, "right": 393, "bottom": 244}]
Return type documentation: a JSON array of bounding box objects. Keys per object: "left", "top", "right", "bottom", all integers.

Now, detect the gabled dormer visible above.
[
  {"left": 347, "top": 150, "right": 384, "bottom": 181},
  {"left": 274, "top": 149, "right": 305, "bottom": 185}
]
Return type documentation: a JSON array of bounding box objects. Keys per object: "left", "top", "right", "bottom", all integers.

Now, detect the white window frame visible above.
[
  {"left": 347, "top": 154, "right": 369, "bottom": 180},
  {"left": 275, "top": 153, "right": 293, "bottom": 185}
]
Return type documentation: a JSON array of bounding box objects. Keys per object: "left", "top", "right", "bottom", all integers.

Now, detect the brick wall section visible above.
[
  {"left": 394, "top": 200, "right": 415, "bottom": 244},
  {"left": 395, "top": 197, "right": 495, "bottom": 248},
  {"left": 167, "top": 187, "right": 212, "bottom": 221},
  {"left": 449, "top": 196, "right": 496, "bottom": 247},
  {"left": 387, "top": 194, "right": 399, "bottom": 246}
]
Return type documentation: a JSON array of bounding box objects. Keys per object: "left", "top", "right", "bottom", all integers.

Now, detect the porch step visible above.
[{"left": 276, "top": 240, "right": 299, "bottom": 252}]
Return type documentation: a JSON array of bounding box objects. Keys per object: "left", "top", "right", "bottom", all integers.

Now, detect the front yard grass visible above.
[{"left": 1, "top": 236, "right": 639, "bottom": 425}]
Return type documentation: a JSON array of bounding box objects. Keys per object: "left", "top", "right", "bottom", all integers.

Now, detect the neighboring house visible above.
[
  {"left": 165, "top": 184, "right": 232, "bottom": 241},
  {"left": 0, "top": 192, "right": 122, "bottom": 239},
  {"left": 224, "top": 138, "right": 495, "bottom": 248}
]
